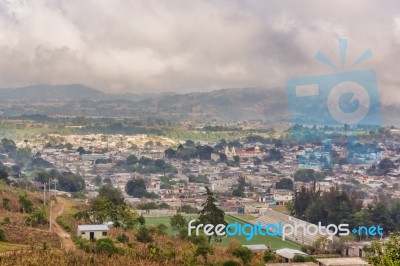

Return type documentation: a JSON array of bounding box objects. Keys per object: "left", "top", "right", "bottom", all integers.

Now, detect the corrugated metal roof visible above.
[
  {"left": 78, "top": 224, "right": 109, "bottom": 231},
  {"left": 242, "top": 244, "right": 268, "bottom": 251}
]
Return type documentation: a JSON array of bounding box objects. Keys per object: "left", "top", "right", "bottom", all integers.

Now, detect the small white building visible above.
[{"left": 77, "top": 224, "right": 109, "bottom": 241}]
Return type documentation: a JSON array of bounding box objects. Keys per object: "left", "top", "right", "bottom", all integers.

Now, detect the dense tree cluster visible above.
[
  {"left": 119, "top": 155, "right": 177, "bottom": 175},
  {"left": 125, "top": 178, "right": 156, "bottom": 198},
  {"left": 34, "top": 170, "right": 85, "bottom": 192},
  {"left": 367, "top": 158, "right": 397, "bottom": 176},
  {"left": 263, "top": 148, "right": 284, "bottom": 162},
  {"left": 164, "top": 141, "right": 214, "bottom": 161},
  {"left": 292, "top": 184, "right": 400, "bottom": 237},
  {"left": 275, "top": 178, "right": 294, "bottom": 190},
  {"left": 293, "top": 169, "right": 325, "bottom": 182}
]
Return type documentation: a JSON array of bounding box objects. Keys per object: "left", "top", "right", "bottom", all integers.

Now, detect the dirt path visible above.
[{"left": 51, "top": 197, "right": 76, "bottom": 251}]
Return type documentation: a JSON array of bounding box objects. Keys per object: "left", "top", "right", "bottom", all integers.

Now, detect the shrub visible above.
[
  {"left": 116, "top": 233, "right": 129, "bottom": 243},
  {"left": 95, "top": 238, "right": 123, "bottom": 256},
  {"left": 263, "top": 250, "right": 277, "bottom": 263},
  {"left": 56, "top": 216, "right": 71, "bottom": 232},
  {"left": 2, "top": 217, "right": 10, "bottom": 225},
  {"left": 136, "top": 226, "right": 153, "bottom": 243},
  {"left": 232, "top": 246, "right": 252, "bottom": 265},
  {"left": 156, "top": 223, "right": 168, "bottom": 235},
  {"left": 42, "top": 241, "right": 51, "bottom": 250},
  {"left": 293, "top": 255, "right": 316, "bottom": 262},
  {"left": 0, "top": 228, "right": 7, "bottom": 242},
  {"left": 223, "top": 260, "right": 241, "bottom": 266},
  {"left": 227, "top": 239, "right": 241, "bottom": 253},
  {"left": 2, "top": 198, "right": 11, "bottom": 211}
]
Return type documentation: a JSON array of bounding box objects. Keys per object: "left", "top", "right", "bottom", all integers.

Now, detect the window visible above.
[
  {"left": 81, "top": 232, "right": 85, "bottom": 235},
  {"left": 102, "top": 231, "right": 107, "bottom": 236}
]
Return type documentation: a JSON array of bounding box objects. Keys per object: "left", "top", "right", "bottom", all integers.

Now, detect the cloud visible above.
[{"left": 0, "top": 0, "right": 399, "bottom": 104}]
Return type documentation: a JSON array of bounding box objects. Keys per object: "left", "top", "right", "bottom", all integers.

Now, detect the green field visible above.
[{"left": 145, "top": 215, "right": 301, "bottom": 251}]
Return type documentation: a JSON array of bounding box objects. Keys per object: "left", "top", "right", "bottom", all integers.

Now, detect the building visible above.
[
  {"left": 275, "top": 248, "right": 308, "bottom": 262},
  {"left": 77, "top": 224, "right": 109, "bottom": 241},
  {"left": 316, "top": 257, "right": 369, "bottom": 266}
]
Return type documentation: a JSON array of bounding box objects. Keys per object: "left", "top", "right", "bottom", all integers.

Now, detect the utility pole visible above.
[
  {"left": 49, "top": 200, "right": 53, "bottom": 231},
  {"left": 43, "top": 182, "right": 46, "bottom": 205}
]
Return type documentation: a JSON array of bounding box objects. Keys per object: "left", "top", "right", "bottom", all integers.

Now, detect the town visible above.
[{"left": 0, "top": 120, "right": 398, "bottom": 264}]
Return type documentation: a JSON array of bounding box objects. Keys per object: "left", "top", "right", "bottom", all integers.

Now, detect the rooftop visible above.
[
  {"left": 242, "top": 244, "right": 268, "bottom": 251},
  {"left": 78, "top": 224, "right": 109, "bottom": 231},
  {"left": 316, "top": 257, "right": 370, "bottom": 266}
]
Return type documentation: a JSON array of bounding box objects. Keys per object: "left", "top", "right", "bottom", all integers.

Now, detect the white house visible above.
[{"left": 77, "top": 224, "right": 109, "bottom": 241}]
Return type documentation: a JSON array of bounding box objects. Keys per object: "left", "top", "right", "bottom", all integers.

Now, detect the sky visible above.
[{"left": 0, "top": 0, "right": 400, "bottom": 104}]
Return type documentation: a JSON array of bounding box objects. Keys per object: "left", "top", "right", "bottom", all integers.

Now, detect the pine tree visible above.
[{"left": 199, "top": 186, "right": 226, "bottom": 243}]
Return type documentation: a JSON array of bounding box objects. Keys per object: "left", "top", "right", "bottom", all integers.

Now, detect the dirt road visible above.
[{"left": 51, "top": 197, "right": 76, "bottom": 251}]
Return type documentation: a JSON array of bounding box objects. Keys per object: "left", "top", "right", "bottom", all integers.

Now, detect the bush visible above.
[
  {"left": 42, "top": 241, "right": 51, "bottom": 250},
  {"left": 263, "top": 250, "right": 277, "bottom": 263},
  {"left": 223, "top": 260, "right": 241, "bottom": 266},
  {"left": 74, "top": 237, "right": 93, "bottom": 253},
  {"left": 232, "top": 246, "right": 252, "bottom": 265},
  {"left": 0, "top": 228, "right": 7, "bottom": 242},
  {"left": 293, "top": 255, "right": 316, "bottom": 262},
  {"left": 136, "top": 226, "right": 153, "bottom": 243},
  {"left": 2, "top": 217, "right": 10, "bottom": 225},
  {"left": 156, "top": 224, "right": 168, "bottom": 235},
  {"left": 95, "top": 238, "right": 123, "bottom": 256},
  {"left": 2, "top": 198, "right": 11, "bottom": 211},
  {"left": 56, "top": 216, "right": 71, "bottom": 232},
  {"left": 116, "top": 233, "right": 129, "bottom": 243}
]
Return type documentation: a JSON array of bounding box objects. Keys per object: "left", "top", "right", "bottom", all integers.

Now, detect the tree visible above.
[
  {"left": 136, "top": 226, "right": 153, "bottom": 243},
  {"left": 57, "top": 172, "right": 85, "bottom": 192},
  {"left": 232, "top": 187, "right": 244, "bottom": 197},
  {"left": 156, "top": 224, "right": 168, "bottom": 235},
  {"left": 15, "top": 147, "right": 32, "bottom": 165},
  {"left": 19, "top": 194, "right": 33, "bottom": 213},
  {"left": 125, "top": 178, "right": 151, "bottom": 198},
  {"left": 264, "top": 148, "right": 283, "bottom": 162},
  {"left": 0, "top": 164, "right": 9, "bottom": 182},
  {"left": 170, "top": 213, "right": 187, "bottom": 231},
  {"left": 367, "top": 233, "right": 400, "bottom": 265},
  {"left": 94, "top": 175, "right": 102, "bottom": 186},
  {"left": 76, "top": 147, "right": 86, "bottom": 155},
  {"left": 378, "top": 158, "right": 396, "bottom": 175},
  {"left": 98, "top": 185, "right": 124, "bottom": 205},
  {"left": 232, "top": 246, "right": 252, "bottom": 265},
  {"left": 294, "top": 169, "right": 325, "bottom": 182},
  {"left": 276, "top": 178, "right": 294, "bottom": 190},
  {"left": 126, "top": 155, "right": 138, "bottom": 165},
  {"left": 0, "top": 138, "right": 16, "bottom": 154},
  {"left": 199, "top": 186, "right": 226, "bottom": 243}
]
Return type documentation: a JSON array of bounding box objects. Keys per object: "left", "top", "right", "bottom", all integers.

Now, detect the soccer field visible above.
[{"left": 144, "top": 215, "right": 301, "bottom": 250}]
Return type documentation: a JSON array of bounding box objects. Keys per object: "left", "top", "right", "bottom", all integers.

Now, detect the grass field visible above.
[{"left": 144, "top": 215, "right": 301, "bottom": 251}]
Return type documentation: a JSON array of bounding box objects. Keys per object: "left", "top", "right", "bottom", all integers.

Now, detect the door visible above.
[{"left": 90, "top": 232, "right": 95, "bottom": 241}]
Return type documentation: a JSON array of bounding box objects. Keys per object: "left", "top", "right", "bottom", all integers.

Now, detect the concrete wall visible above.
[{"left": 78, "top": 230, "right": 108, "bottom": 241}]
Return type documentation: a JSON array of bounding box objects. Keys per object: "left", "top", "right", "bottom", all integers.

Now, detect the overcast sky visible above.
[{"left": 0, "top": 0, "right": 400, "bottom": 103}]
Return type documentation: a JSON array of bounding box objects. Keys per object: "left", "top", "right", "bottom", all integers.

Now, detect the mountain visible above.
[
  {"left": 0, "top": 84, "right": 106, "bottom": 101},
  {"left": 0, "top": 84, "right": 289, "bottom": 121},
  {"left": 135, "top": 88, "right": 289, "bottom": 121},
  {"left": 1, "top": 84, "right": 398, "bottom": 124},
  {"left": 0, "top": 84, "right": 163, "bottom": 102}
]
